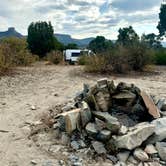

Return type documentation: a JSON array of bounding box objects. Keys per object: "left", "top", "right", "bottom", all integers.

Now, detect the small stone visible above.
[
  {"left": 97, "top": 129, "right": 111, "bottom": 141},
  {"left": 106, "top": 154, "right": 118, "bottom": 164},
  {"left": 31, "top": 105, "right": 36, "bottom": 110},
  {"left": 97, "top": 78, "right": 108, "bottom": 89},
  {"left": 85, "top": 123, "right": 98, "bottom": 136},
  {"left": 61, "top": 132, "right": 70, "bottom": 145},
  {"left": 92, "top": 141, "right": 107, "bottom": 154},
  {"left": 133, "top": 148, "right": 149, "bottom": 162},
  {"left": 156, "top": 142, "right": 166, "bottom": 161},
  {"left": 31, "top": 160, "right": 37, "bottom": 165},
  {"left": 80, "top": 101, "right": 92, "bottom": 127},
  {"left": 117, "top": 151, "right": 130, "bottom": 162},
  {"left": 71, "top": 141, "right": 80, "bottom": 150},
  {"left": 161, "top": 101, "right": 166, "bottom": 111},
  {"left": 127, "top": 155, "right": 139, "bottom": 165},
  {"left": 144, "top": 144, "right": 158, "bottom": 154}
]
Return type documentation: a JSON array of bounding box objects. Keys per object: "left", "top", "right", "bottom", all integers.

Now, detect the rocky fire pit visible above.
[{"left": 36, "top": 78, "right": 166, "bottom": 165}]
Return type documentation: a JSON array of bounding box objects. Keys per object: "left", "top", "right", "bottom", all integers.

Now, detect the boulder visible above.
[
  {"left": 140, "top": 91, "right": 160, "bottom": 119},
  {"left": 133, "top": 148, "right": 149, "bottom": 162},
  {"left": 92, "top": 111, "right": 121, "bottom": 133},
  {"left": 112, "top": 91, "right": 136, "bottom": 100},
  {"left": 97, "top": 78, "right": 108, "bottom": 89},
  {"left": 115, "top": 123, "right": 155, "bottom": 150},
  {"left": 146, "top": 118, "right": 166, "bottom": 144},
  {"left": 92, "top": 141, "right": 107, "bottom": 154},
  {"left": 156, "top": 142, "right": 166, "bottom": 161}
]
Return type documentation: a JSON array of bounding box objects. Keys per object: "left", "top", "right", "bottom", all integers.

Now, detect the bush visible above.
[
  {"left": 78, "top": 55, "right": 89, "bottom": 65},
  {"left": 83, "top": 44, "right": 154, "bottom": 74},
  {"left": 155, "top": 49, "right": 166, "bottom": 65},
  {"left": 46, "top": 51, "right": 63, "bottom": 64},
  {"left": 0, "top": 37, "right": 38, "bottom": 73}
]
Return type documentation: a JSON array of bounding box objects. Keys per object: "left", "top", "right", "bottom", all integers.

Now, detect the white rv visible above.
[
  {"left": 63, "top": 49, "right": 91, "bottom": 63},
  {"left": 64, "top": 49, "right": 81, "bottom": 63}
]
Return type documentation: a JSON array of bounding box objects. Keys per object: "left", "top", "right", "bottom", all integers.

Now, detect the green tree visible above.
[
  {"left": 117, "top": 26, "right": 139, "bottom": 46},
  {"left": 157, "top": 3, "right": 166, "bottom": 37},
  {"left": 88, "top": 36, "right": 114, "bottom": 53},
  {"left": 27, "top": 21, "right": 56, "bottom": 57},
  {"left": 141, "top": 33, "right": 162, "bottom": 49},
  {"left": 65, "top": 43, "right": 78, "bottom": 49}
]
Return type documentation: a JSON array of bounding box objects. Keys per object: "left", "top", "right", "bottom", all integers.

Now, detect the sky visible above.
[{"left": 0, "top": 0, "right": 163, "bottom": 39}]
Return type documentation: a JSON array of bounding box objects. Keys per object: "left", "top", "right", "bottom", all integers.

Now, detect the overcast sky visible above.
[{"left": 0, "top": 0, "right": 163, "bottom": 39}]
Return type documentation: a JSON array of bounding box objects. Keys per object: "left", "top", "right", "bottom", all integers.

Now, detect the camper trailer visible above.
[{"left": 64, "top": 49, "right": 91, "bottom": 63}]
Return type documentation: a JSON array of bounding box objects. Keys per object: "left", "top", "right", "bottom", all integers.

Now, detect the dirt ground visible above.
[{"left": 0, "top": 62, "right": 166, "bottom": 166}]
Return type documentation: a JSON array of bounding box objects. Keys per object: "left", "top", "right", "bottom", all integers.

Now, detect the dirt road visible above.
[{"left": 0, "top": 63, "right": 165, "bottom": 166}]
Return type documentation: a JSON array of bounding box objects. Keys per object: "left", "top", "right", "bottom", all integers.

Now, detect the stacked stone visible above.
[{"left": 54, "top": 78, "right": 166, "bottom": 165}]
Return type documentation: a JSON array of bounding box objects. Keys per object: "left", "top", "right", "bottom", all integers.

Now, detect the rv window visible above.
[{"left": 71, "top": 52, "right": 80, "bottom": 57}]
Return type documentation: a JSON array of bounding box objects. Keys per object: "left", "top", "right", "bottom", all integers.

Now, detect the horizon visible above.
[{"left": 0, "top": 0, "right": 163, "bottom": 40}]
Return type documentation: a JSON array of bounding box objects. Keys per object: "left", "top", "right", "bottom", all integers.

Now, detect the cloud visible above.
[{"left": 0, "top": 0, "right": 163, "bottom": 39}]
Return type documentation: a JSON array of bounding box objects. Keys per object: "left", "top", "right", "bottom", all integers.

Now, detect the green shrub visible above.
[
  {"left": 78, "top": 55, "right": 89, "bottom": 65},
  {"left": 0, "top": 37, "right": 38, "bottom": 74},
  {"left": 46, "top": 51, "right": 63, "bottom": 64},
  {"left": 155, "top": 49, "right": 166, "bottom": 65}
]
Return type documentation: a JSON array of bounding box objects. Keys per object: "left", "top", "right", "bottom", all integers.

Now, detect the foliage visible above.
[
  {"left": 78, "top": 55, "right": 89, "bottom": 65},
  {"left": 155, "top": 48, "right": 166, "bottom": 65},
  {"left": 141, "top": 33, "right": 162, "bottom": 49},
  {"left": 46, "top": 51, "right": 63, "bottom": 64},
  {"left": 0, "top": 37, "right": 38, "bottom": 73},
  {"left": 88, "top": 36, "right": 114, "bottom": 53},
  {"left": 117, "top": 26, "right": 139, "bottom": 46},
  {"left": 65, "top": 43, "right": 78, "bottom": 49},
  {"left": 27, "top": 21, "right": 57, "bottom": 57},
  {"left": 157, "top": 4, "right": 166, "bottom": 37}
]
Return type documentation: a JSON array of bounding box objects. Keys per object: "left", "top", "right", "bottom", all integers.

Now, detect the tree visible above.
[
  {"left": 157, "top": 3, "right": 166, "bottom": 37},
  {"left": 88, "top": 36, "right": 114, "bottom": 53},
  {"left": 27, "top": 21, "right": 56, "bottom": 57},
  {"left": 65, "top": 43, "right": 78, "bottom": 49},
  {"left": 117, "top": 26, "right": 139, "bottom": 46},
  {"left": 141, "top": 33, "right": 162, "bottom": 49}
]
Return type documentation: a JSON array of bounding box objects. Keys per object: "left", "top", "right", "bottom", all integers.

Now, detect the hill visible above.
[
  {"left": 0, "top": 27, "right": 23, "bottom": 38},
  {"left": 54, "top": 33, "right": 94, "bottom": 47}
]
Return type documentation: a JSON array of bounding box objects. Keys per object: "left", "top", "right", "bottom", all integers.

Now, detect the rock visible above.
[
  {"left": 144, "top": 144, "right": 158, "bottom": 155},
  {"left": 31, "top": 160, "right": 38, "bottom": 165},
  {"left": 157, "top": 98, "right": 165, "bottom": 110},
  {"left": 31, "top": 105, "right": 36, "bottom": 110},
  {"left": 140, "top": 91, "right": 160, "bottom": 119},
  {"left": 127, "top": 155, "right": 139, "bottom": 165},
  {"left": 61, "top": 103, "right": 75, "bottom": 112},
  {"left": 117, "top": 151, "right": 130, "bottom": 162},
  {"left": 71, "top": 141, "right": 80, "bottom": 150},
  {"left": 61, "top": 132, "right": 70, "bottom": 145},
  {"left": 106, "top": 154, "right": 118, "bottom": 164},
  {"left": 85, "top": 123, "right": 98, "bottom": 136},
  {"left": 95, "top": 91, "right": 111, "bottom": 112},
  {"left": 118, "top": 125, "right": 128, "bottom": 135},
  {"left": 57, "top": 109, "right": 81, "bottom": 134},
  {"left": 147, "top": 118, "right": 166, "bottom": 144},
  {"left": 115, "top": 123, "right": 155, "bottom": 150},
  {"left": 92, "top": 141, "right": 107, "bottom": 154},
  {"left": 108, "top": 80, "right": 116, "bottom": 94},
  {"left": 112, "top": 91, "right": 136, "bottom": 100},
  {"left": 95, "top": 118, "right": 106, "bottom": 130},
  {"left": 161, "top": 101, "right": 166, "bottom": 111},
  {"left": 133, "top": 148, "right": 149, "bottom": 161},
  {"left": 156, "top": 142, "right": 166, "bottom": 161},
  {"left": 97, "top": 130, "right": 111, "bottom": 141},
  {"left": 80, "top": 101, "right": 92, "bottom": 127},
  {"left": 97, "top": 78, "right": 108, "bottom": 89},
  {"left": 92, "top": 111, "right": 121, "bottom": 133}
]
